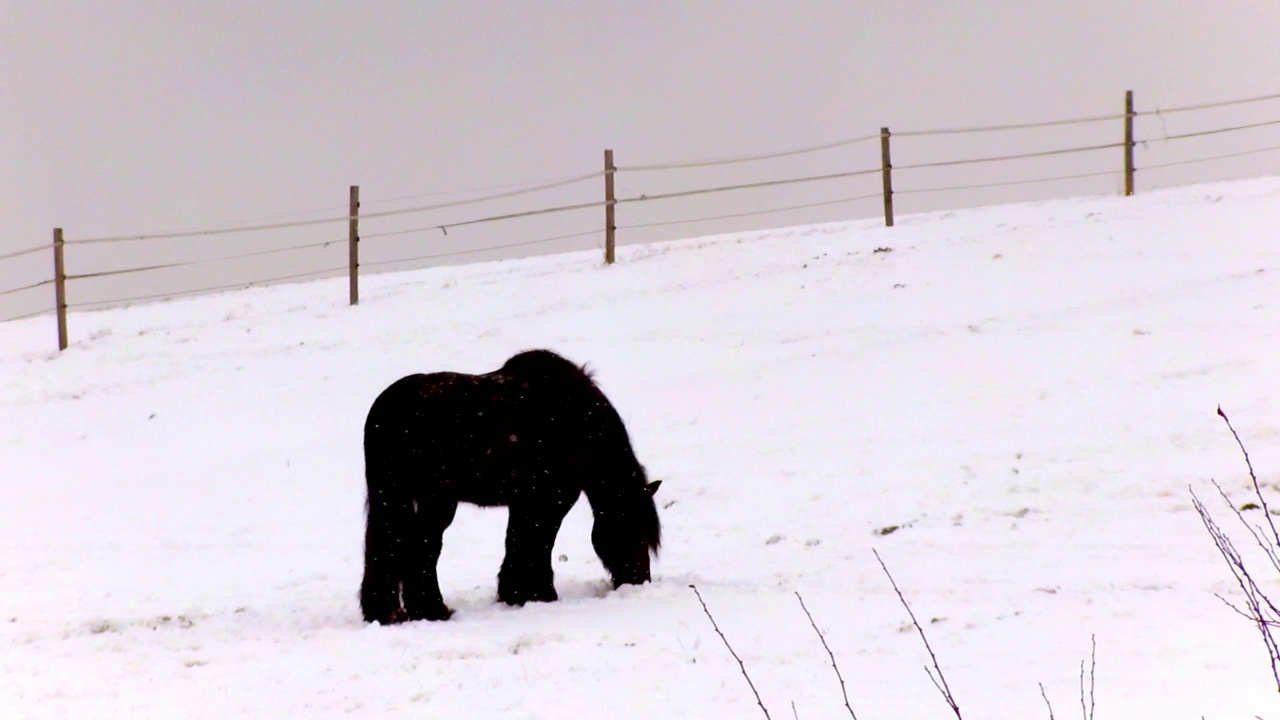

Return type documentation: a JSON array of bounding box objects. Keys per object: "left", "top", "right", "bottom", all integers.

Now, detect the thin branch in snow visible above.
[
  {"left": 1078, "top": 635, "right": 1095, "bottom": 720},
  {"left": 1194, "top": 488, "right": 1280, "bottom": 691},
  {"left": 1193, "top": 409, "right": 1280, "bottom": 694},
  {"left": 1039, "top": 681, "right": 1059, "bottom": 712},
  {"left": 1219, "top": 406, "right": 1280, "bottom": 554},
  {"left": 873, "top": 548, "right": 962, "bottom": 719},
  {"left": 690, "top": 584, "right": 772, "bottom": 719},
  {"left": 795, "top": 591, "right": 859, "bottom": 719},
  {"left": 1213, "top": 476, "right": 1280, "bottom": 585}
]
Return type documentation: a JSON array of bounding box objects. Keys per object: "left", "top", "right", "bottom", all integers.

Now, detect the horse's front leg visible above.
[
  {"left": 402, "top": 497, "right": 458, "bottom": 621},
  {"left": 498, "top": 493, "right": 576, "bottom": 606}
]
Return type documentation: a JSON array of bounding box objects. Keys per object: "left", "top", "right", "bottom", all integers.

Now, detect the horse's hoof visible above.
[
  {"left": 407, "top": 604, "right": 454, "bottom": 622},
  {"left": 367, "top": 607, "right": 410, "bottom": 625},
  {"left": 498, "top": 587, "right": 558, "bottom": 606}
]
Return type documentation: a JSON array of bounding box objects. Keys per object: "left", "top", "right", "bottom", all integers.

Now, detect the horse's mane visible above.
[
  {"left": 498, "top": 349, "right": 660, "bottom": 552},
  {"left": 496, "top": 348, "right": 597, "bottom": 385}
]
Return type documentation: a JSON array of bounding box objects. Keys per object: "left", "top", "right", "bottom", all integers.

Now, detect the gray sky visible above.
[{"left": 3, "top": 1, "right": 1278, "bottom": 320}]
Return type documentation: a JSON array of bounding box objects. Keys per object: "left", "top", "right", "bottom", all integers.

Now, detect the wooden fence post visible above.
[
  {"left": 1124, "top": 90, "right": 1135, "bottom": 196},
  {"left": 604, "top": 149, "right": 616, "bottom": 264},
  {"left": 348, "top": 185, "right": 360, "bottom": 305},
  {"left": 879, "top": 127, "right": 895, "bottom": 227},
  {"left": 53, "top": 227, "right": 67, "bottom": 351}
]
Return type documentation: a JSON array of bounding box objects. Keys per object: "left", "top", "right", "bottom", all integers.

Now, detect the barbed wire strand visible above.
[
  {"left": 896, "top": 169, "right": 1121, "bottom": 196},
  {"left": 67, "top": 265, "right": 350, "bottom": 310},
  {"left": 618, "top": 167, "right": 881, "bottom": 206},
  {"left": 897, "top": 141, "right": 1125, "bottom": 172},
  {"left": 1139, "top": 144, "right": 1280, "bottom": 172},
  {"left": 365, "top": 198, "right": 595, "bottom": 241},
  {"left": 362, "top": 226, "right": 436, "bottom": 240},
  {"left": 377, "top": 199, "right": 604, "bottom": 238},
  {"left": 2, "top": 306, "right": 53, "bottom": 323},
  {"left": 361, "top": 229, "right": 602, "bottom": 270},
  {"left": 107, "top": 170, "right": 605, "bottom": 237},
  {"left": 64, "top": 239, "right": 337, "bottom": 282},
  {"left": 0, "top": 278, "right": 54, "bottom": 298},
  {"left": 1146, "top": 118, "right": 1280, "bottom": 144},
  {"left": 67, "top": 171, "right": 603, "bottom": 245},
  {"left": 1135, "top": 91, "right": 1280, "bottom": 117},
  {"left": 0, "top": 245, "right": 48, "bottom": 263},
  {"left": 896, "top": 112, "right": 1127, "bottom": 138},
  {"left": 619, "top": 193, "right": 882, "bottom": 231},
  {"left": 620, "top": 134, "right": 881, "bottom": 172},
  {"left": 365, "top": 170, "right": 606, "bottom": 207}
]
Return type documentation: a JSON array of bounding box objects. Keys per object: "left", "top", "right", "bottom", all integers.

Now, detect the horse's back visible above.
[
  {"left": 366, "top": 371, "right": 507, "bottom": 441},
  {"left": 495, "top": 349, "right": 591, "bottom": 384},
  {"left": 363, "top": 351, "right": 636, "bottom": 502}
]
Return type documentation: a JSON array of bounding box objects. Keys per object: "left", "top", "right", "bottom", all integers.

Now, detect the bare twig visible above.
[
  {"left": 1078, "top": 635, "right": 1095, "bottom": 720},
  {"left": 1039, "top": 682, "right": 1056, "bottom": 720},
  {"left": 873, "top": 548, "right": 963, "bottom": 719},
  {"left": 1212, "top": 590, "right": 1276, "bottom": 624},
  {"left": 690, "top": 585, "right": 772, "bottom": 719},
  {"left": 795, "top": 591, "right": 859, "bottom": 719},
  {"left": 1210, "top": 479, "right": 1280, "bottom": 615},
  {"left": 1219, "top": 406, "right": 1280, "bottom": 552},
  {"left": 1195, "top": 489, "right": 1280, "bottom": 692},
  {"left": 1213, "top": 478, "right": 1280, "bottom": 579},
  {"left": 1193, "top": 409, "right": 1280, "bottom": 694}
]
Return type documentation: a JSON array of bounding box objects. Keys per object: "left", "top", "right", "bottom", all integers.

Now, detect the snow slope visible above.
[{"left": 3, "top": 178, "right": 1280, "bottom": 718}]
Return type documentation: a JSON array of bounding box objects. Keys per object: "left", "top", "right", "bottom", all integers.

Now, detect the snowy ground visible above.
[{"left": 3, "top": 177, "right": 1280, "bottom": 718}]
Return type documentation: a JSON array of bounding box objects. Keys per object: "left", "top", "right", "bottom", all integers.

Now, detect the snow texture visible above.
[{"left": 3, "top": 178, "right": 1280, "bottom": 718}]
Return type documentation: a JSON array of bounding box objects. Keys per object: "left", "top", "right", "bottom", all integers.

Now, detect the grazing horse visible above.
[{"left": 359, "top": 349, "right": 662, "bottom": 624}]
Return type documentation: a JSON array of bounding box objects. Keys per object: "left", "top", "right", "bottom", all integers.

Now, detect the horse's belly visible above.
[
  {"left": 436, "top": 437, "right": 529, "bottom": 507},
  {"left": 410, "top": 419, "right": 572, "bottom": 507}
]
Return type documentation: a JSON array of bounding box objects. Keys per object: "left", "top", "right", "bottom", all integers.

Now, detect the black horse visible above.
[{"left": 359, "top": 349, "right": 662, "bottom": 624}]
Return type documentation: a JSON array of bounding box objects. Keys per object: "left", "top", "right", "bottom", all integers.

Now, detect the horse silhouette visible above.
[{"left": 359, "top": 349, "right": 662, "bottom": 623}]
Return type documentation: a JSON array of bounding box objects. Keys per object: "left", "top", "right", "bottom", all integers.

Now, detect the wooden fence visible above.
[{"left": 3, "top": 88, "right": 1278, "bottom": 351}]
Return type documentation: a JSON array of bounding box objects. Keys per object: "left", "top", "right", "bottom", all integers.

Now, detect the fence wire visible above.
[
  {"left": 897, "top": 141, "right": 1125, "bottom": 172},
  {"left": 0, "top": 278, "right": 54, "bottom": 298},
  {"left": 1145, "top": 118, "right": 1280, "bottom": 144},
  {"left": 0, "top": 245, "right": 47, "bottom": 264},
  {"left": 1139, "top": 143, "right": 1280, "bottom": 172},
  {"left": 618, "top": 168, "right": 880, "bottom": 206},
  {"left": 68, "top": 171, "right": 603, "bottom": 245},
  {"left": 362, "top": 226, "right": 433, "bottom": 240},
  {"left": 620, "top": 134, "right": 880, "bottom": 172},
  {"left": 64, "top": 239, "right": 338, "bottom": 282},
  {"left": 358, "top": 200, "right": 601, "bottom": 241},
  {"left": 619, "top": 193, "right": 882, "bottom": 231},
  {"left": 896, "top": 112, "right": 1126, "bottom": 138},
  {"left": 70, "top": 265, "right": 350, "bottom": 309},
  {"left": 361, "top": 228, "right": 601, "bottom": 270},
  {"left": 434, "top": 200, "right": 603, "bottom": 233},
  {"left": 1136, "top": 91, "right": 1280, "bottom": 117},
  {"left": 365, "top": 170, "right": 608, "bottom": 207},
  {"left": 896, "top": 169, "right": 1121, "bottom": 196}
]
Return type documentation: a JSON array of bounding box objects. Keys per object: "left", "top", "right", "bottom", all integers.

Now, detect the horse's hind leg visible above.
[
  {"left": 360, "top": 487, "right": 415, "bottom": 625},
  {"left": 498, "top": 491, "right": 578, "bottom": 606},
  {"left": 401, "top": 497, "right": 458, "bottom": 621}
]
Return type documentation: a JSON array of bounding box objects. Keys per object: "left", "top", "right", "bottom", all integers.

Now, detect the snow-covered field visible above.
[{"left": 3, "top": 177, "right": 1280, "bottom": 718}]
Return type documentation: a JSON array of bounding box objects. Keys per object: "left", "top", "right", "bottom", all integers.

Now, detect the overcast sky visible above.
[{"left": 3, "top": 1, "right": 1278, "bottom": 319}]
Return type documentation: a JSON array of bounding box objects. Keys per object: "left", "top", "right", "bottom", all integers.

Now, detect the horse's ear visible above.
[{"left": 645, "top": 481, "right": 661, "bottom": 497}]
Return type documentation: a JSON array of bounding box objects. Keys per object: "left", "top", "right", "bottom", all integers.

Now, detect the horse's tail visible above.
[
  {"left": 359, "top": 465, "right": 417, "bottom": 623},
  {"left": 358, "top": 380, "right": 422, "bottom": 624}
]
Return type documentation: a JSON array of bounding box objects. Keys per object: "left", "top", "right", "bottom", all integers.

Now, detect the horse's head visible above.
[{"left": 591, "top": 478, "right": 662, "bottom": 588}]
